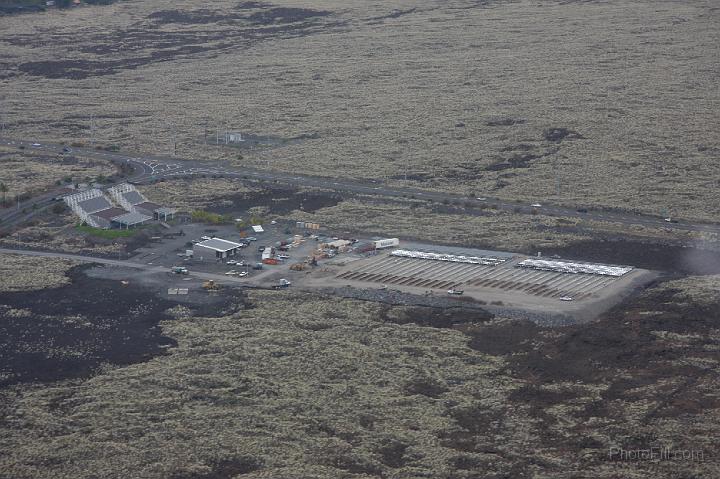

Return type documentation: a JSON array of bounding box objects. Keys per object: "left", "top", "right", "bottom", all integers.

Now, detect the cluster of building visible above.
[{"left": 63, "top": 183, "right": 175, "bottom": 229}]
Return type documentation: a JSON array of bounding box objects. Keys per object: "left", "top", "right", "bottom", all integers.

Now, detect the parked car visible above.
[
  {"left": 225, "top": 270, "right": 238, "bottom": 276},
  {"left": 226, "top": 259, "right": 237, "bottom": 265},
  {"left": 277, "top": 254, "right": 290, "bottom": 260},
  {"left": 258, "top": 246, "right": 265, "bottom": 252},
  {"left": 530, "top": 203, "right": 542, "bottom": 208},
  {"left": 576, "top": 208, "right": 588, "bottom": 213},
  {"left": 237, "top": 271, "right": 248, "bottom": 277},
  {"left": 200, "top": 235, "right": 212, "bottom": 241},
  {"left": 447, "top": 289, "right": 464, "bottom": 295},
  {"left": 559, "top": 296, "right": 574, "bottom": 301},
  {"left": 246, "top": 237, "right": 257, "bottom": 242}
]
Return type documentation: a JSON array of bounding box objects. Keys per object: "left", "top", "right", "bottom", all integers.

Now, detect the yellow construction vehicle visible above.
[{"left": 202, "top": 279, "right": 221, "bottom": 291}]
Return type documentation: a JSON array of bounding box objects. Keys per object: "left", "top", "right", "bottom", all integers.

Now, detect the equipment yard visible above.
[{"left": 322, "top": 248, "right": 655, "bottom": 320}]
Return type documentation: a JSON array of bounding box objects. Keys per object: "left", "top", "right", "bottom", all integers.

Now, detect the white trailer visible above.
[{"left": 373, "top": 238, "right": 400, "bottom": 249}]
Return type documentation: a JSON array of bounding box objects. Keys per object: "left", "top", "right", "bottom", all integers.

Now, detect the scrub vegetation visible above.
[
  {"left": 0, "top": 147, "right": 115, "bottom": 199},
  {"left": 0, "top": 253, "right": 78, "bottom": 291},
  {"left": 0, "top": 261, "right": 718, "bottom": 478},
  {"left": 0, "top": 0, "right": 717, "bottom": 220}
]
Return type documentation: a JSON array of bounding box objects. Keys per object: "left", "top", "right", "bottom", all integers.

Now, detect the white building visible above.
[{"left": 193, "top": 238, "right": 243, "bottom": 260}]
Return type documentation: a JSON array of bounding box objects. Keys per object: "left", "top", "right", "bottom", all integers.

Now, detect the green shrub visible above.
[{"left": 191, "top": 210, "right": 232, "bottom": 225}]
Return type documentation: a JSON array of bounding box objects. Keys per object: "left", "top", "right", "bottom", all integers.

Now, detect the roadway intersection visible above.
[{"left": 2, "top": 137, "right": 719, "bottom": 236}]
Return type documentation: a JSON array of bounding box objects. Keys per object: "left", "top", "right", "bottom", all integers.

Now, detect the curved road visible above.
[{"left": 2, "top": 137, "right": 719, "bottom": 235}]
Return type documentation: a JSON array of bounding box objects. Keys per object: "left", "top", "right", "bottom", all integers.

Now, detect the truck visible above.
[
  {"left": 262, "top": 258, "right": 279, "bottom": 265},
  {"left": 373, "top": 238, "right": 400, "bottom": 249},
  {"left": 273, "top": 278, "right": 291, "bottom": 289}
]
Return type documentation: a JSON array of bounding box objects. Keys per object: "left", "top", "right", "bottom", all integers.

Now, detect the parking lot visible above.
[
  {"left": 127, "top": 221, "right": 319, "bottom": 284},
  {"left": 325, "top": 246, "right": 657, "bottom": 317}
]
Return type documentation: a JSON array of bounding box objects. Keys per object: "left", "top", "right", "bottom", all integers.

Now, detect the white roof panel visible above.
[
  {"left": 195, "top": 237, "right": 243, "bottom": 252},
  {"left": 517, "top": 259, "right": 632, "bottom": 277},
  {"left": 390, "top": 249, "right": 508, "bottom": 266}
]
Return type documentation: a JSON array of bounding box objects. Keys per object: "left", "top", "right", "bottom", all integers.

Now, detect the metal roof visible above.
[
  {"left": 122, "top": 190, "right": 145, "bottom": 205},
  {"left": 516, "top": 259, "right": 632, "bottom": 277},
  {"left": 134, "top": 201, "right": 160, "bottom": 211},
  {"left": 90, "top": 207, "right": 128, "bottom": 220},
  {"left": 252, "top": 225, "right": 264, "bottom": 233},
  {"left": 112, "top": 211, "right": 152, "bottom": 226},
  {"left": 390, "top": 249, "right": 508, "bottom": 266},
  {"left": 195, "top": 237, "right": 243, "bottom": 252},
  {"left": 77, "top": 196, "right": 113, "bottom": 214}
]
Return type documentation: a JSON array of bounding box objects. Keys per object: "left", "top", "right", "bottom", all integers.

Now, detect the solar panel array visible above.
[
  {"left": 517, "top": 259, "right": 632, "bottom": 277},
  {"left": 390, "top": 249, "right": 508, "bottom": 266}
]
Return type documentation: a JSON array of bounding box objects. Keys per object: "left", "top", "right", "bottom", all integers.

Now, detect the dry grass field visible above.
[
  {"left": 0, "top": 0, "right": 718, "bottom": 220},
  {"left": 0, "top": 253, "right": 77, "bottom": 291},
  {"left": 0, "top": 147, "right": 115, "bottom": 198},
  {"left": 1, "top": 266, "right": 719, "bottom": 478}
]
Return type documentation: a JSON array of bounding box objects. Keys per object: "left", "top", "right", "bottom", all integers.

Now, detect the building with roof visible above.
[
  {"left": 112, "top": 211, "right": 153, "bottom": 229},
  {"left": 108, "top": 183, "right": 176, "bottom": 221},
  {"left": 193, "top": 237, "right": 244, "bottom": 260},
  {"left": 89, "top": 207, "right": 129, "bottom": 229},
  {"left": 64, "top": 189, "right": 116, "bottom": 228}
]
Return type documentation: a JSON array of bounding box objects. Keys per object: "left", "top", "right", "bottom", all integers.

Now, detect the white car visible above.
[
  {"left": 530, "top": 203, "right": 542, "bottom": 208},
  {"left": 270, "top": 220, "right": 277, "bottom": 225},
  {"left": 225, "top": 270, "right": 238, "bottom": 276},
  {"left": 200, "top": 235, "right": 212, "bottom": 241},
  {"left": 476, "top": 197, "right": 487, "bottom": 201},
  {"left": 226, "top": 260, "right": 237, "bottom": 265},
  {"left": 559, "top": 296, "right": 574, "bottom": 302},
  {"left": 31, "top": 143, "right": 41, "bottom": 147},
  {"left": 277, "top": 254, "right": 290, "bottom": 260},
  {"left": 237, "top": 271, "right": 248, "bottom": 277}
]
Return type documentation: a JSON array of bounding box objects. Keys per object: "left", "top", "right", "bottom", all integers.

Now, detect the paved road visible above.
[
  {"left": 0, "top": 247, "right": 261, "bottom": 286},
  {"left": 3, "top": 137, "right": 719, "bottom": 235}
]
